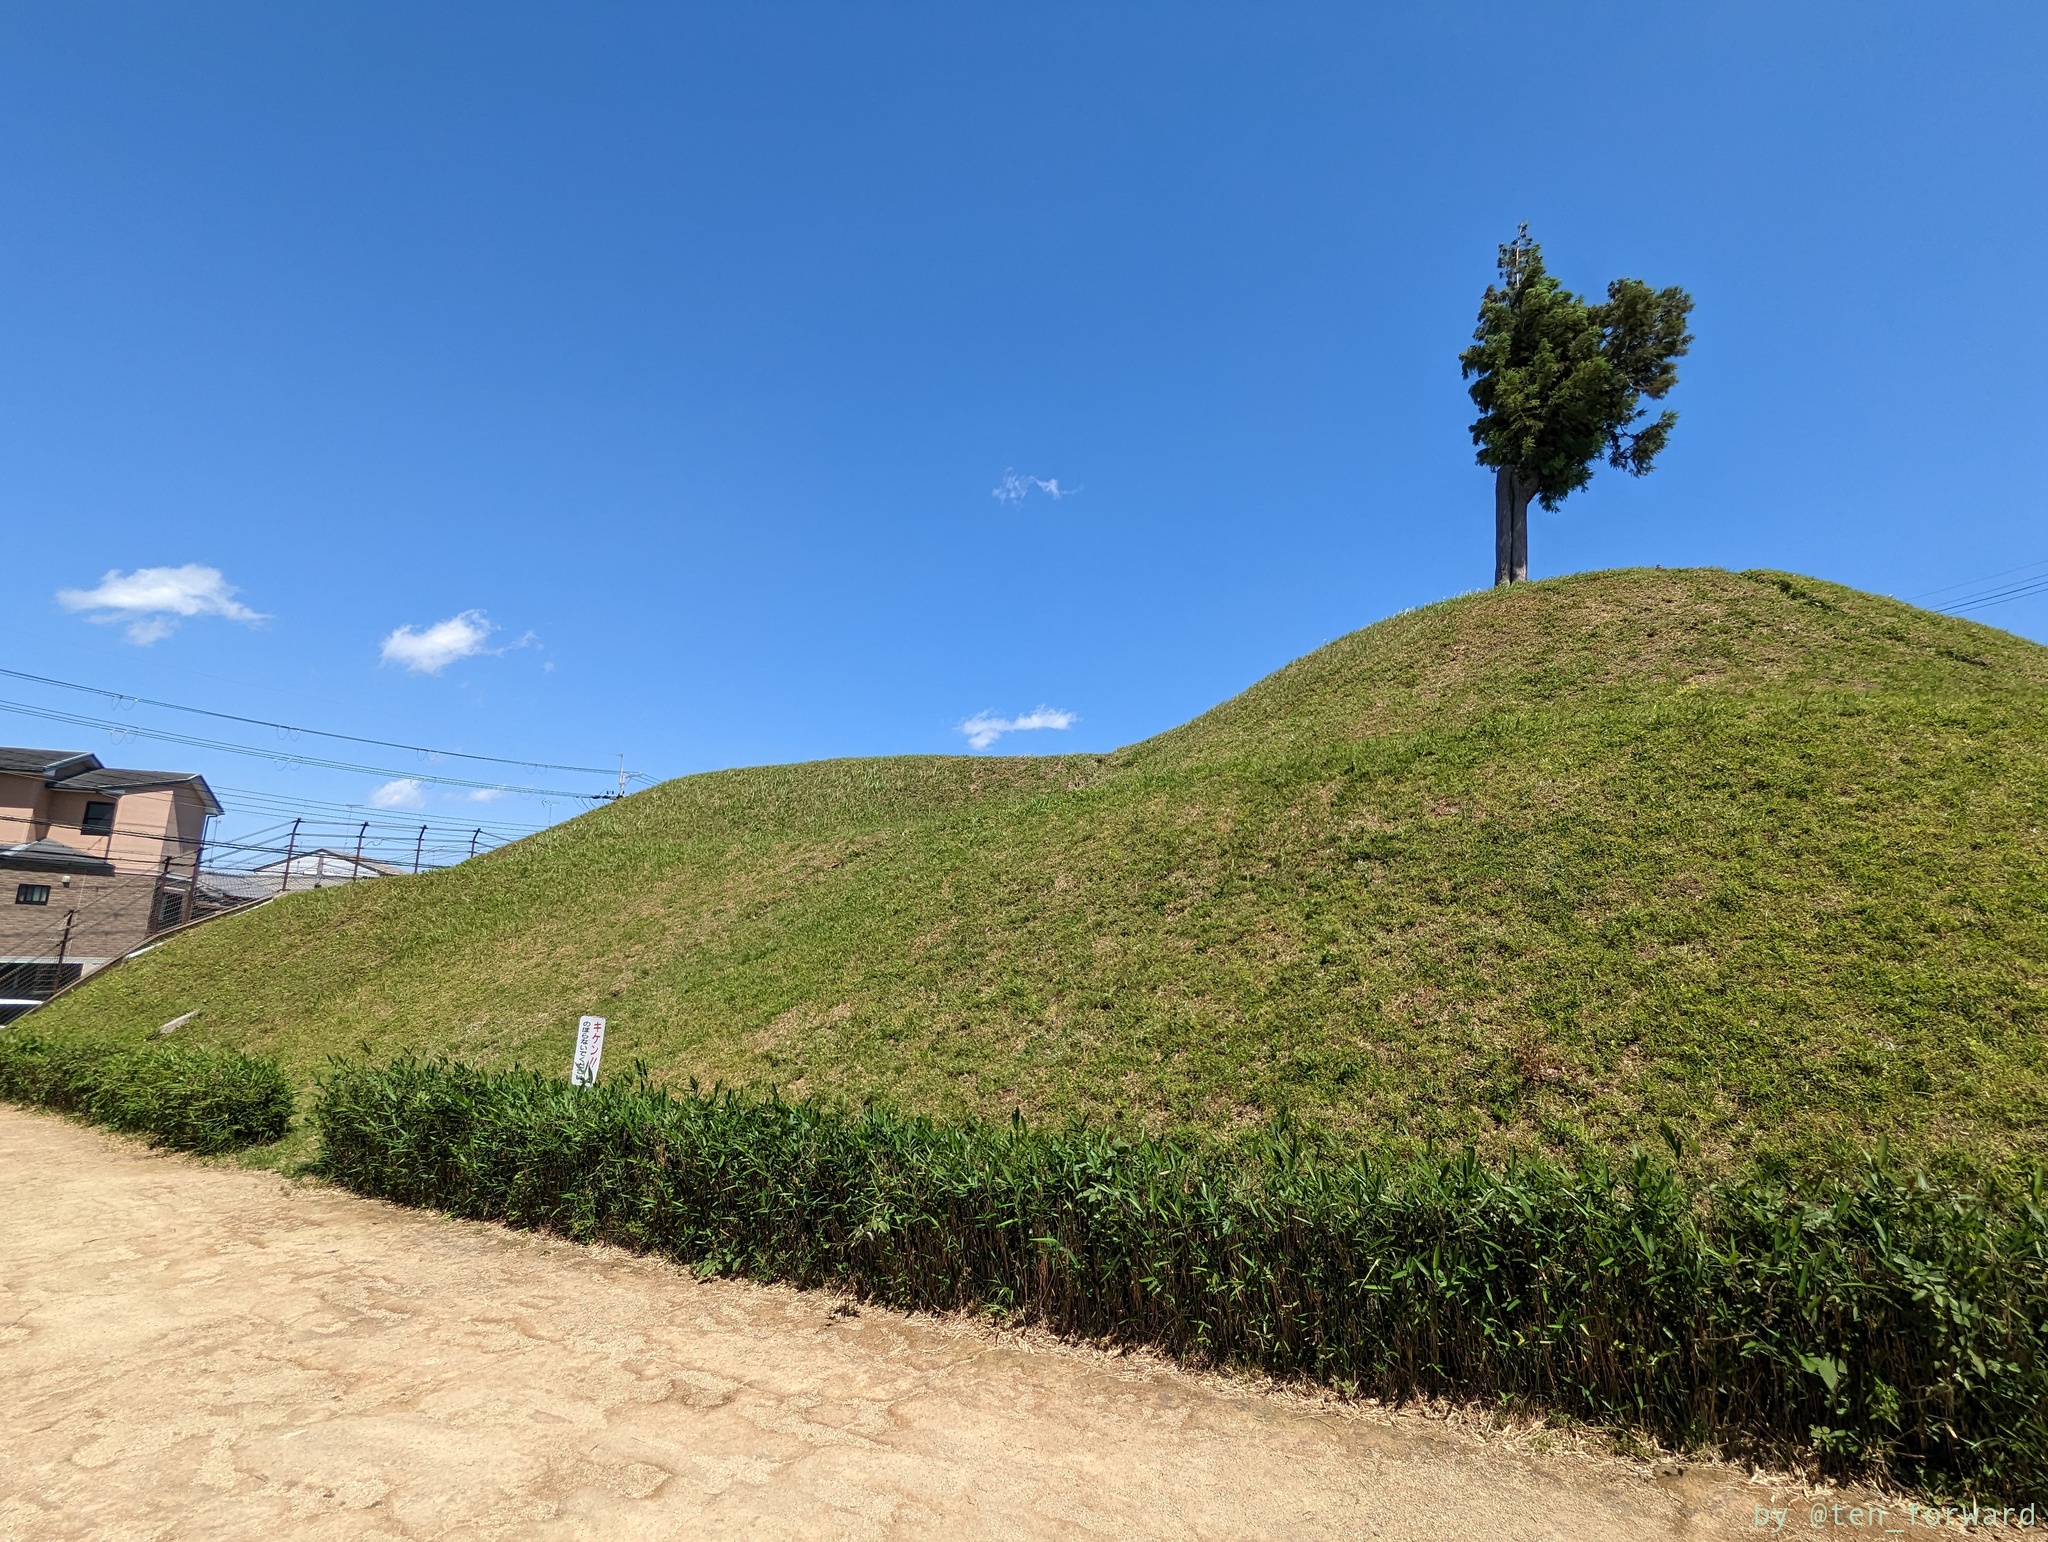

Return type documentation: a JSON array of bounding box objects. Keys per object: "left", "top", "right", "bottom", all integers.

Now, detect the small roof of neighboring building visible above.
[
  {"left": 0, "top": 838, "right": 117, "bottom": 876},
  {"left": 250, "top": 848, "right": 406, "bottom": 877},
  {"left": 195, "top": 871, "right": 281, "bottom": 904},
  {"left": 0, "top": 747, "right": 223, "bottom": 816},
  {"left": 201, "top": 849, "right": 403, "bottom": 902}
]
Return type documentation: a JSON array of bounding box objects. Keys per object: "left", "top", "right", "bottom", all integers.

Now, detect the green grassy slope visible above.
[{"left": 34, "top": 568, "right": 2048, "bottom": 1174}]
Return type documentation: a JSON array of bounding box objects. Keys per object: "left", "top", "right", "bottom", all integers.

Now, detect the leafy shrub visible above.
[
  {"left": 0, "top": 1030, "right": 294, "bottom": 1153},
  {"left": 316, "top": 1056, "right": 2048, "bottom": 1499}
]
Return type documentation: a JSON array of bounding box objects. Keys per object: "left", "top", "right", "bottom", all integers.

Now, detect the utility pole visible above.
[
  {"left": 618, "top": 754, "right": 626, "bottom": 798},
  {"left": 413, "top": 825, "right": 427, "bottom": 873},
  {"left": 279, "top": 818, "right": 302, "bottom": 895}
]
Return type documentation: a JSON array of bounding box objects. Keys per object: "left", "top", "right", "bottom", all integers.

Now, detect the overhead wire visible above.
[
  {"left": 1897, "top": 555, "right": 2048, "bottom": 616},
  {"left": 0, "top": 697, "right": 605, "bottom": 797},
  {"left": 0, "top": 665, "right": 616, "bottom": 775},
  {"left": 1941, "top": 576, "right": 2048, "bottom": 616},
  {"left": 1905, "top": 557, "right": 2048, "bottom": 604},
  {"left": 0, "top": 765, "right": 552, "bottom": 843}
]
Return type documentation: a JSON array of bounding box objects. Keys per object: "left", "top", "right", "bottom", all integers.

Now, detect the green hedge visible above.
[
  {"left": 0, "top": 1030, "right": 294, "bottom": 1153},
  {"left": 316, "top": 1056, "right": 2048, "bottom": 1498}
]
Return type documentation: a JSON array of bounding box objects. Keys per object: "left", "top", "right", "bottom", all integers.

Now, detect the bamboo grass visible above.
[
  {"left": 0, "top": 1029, "right": 293, "bottom": 1153},
  {"left": 315, "top": 1055, "right": 2048, "bottom": 1498}
]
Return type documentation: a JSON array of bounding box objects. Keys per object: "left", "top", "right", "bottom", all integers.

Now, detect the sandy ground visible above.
[{"left": 0, "top": 1107, "right": 1936, "bottom": 1541}]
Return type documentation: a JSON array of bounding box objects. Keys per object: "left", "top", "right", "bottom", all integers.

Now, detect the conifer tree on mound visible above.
[{"left": 1461, "top": 227, "right": 1694, "bottom": 585}]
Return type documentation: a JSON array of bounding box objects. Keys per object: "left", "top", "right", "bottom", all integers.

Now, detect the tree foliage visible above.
[{"left": 1461, "top": 227, "right": 1694, "bottom": 511}]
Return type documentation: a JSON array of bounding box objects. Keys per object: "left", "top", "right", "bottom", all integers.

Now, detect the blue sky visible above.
[{"left": 2, "top": 4, "right": 2043, "bottom": 860}]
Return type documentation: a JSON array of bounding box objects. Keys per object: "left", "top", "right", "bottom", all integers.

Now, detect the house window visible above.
[
  {"left": 15, "top": 884, "right": 50, "bottom": 906},
  {"left": 81, "top": 802, "right": 117, "bottom": 835}
]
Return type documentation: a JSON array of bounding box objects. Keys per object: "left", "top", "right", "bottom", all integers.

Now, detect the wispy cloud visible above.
[
  {"left": 380, "top": 610, "right": 495, "bottom": 674},
  {"left": 959, "top": 706, "right": 1077, "bottom": 750},
  {"left": 56, "top": 564, "right": 266, "bottom": 645},
  {"left": 462, "top": 787, "right": 506, "bottom": 803},
  {"left": 992, "top": 469, "right": 1079, "bottom": 507},
  {"left": 368, "top": 777, "right": 427, "bottom": 810}
]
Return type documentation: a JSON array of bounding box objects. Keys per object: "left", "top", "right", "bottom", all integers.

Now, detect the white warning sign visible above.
[{"left": 570, "top": 1015, "right": 607, "bottom": 1088}]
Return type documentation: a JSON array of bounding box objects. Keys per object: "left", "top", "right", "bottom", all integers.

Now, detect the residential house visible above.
[{"left": 0, "top": 747, "right": 222, "bottom": 1006}]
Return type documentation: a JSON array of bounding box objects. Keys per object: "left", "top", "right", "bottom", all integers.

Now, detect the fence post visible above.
[
  {"left": 353, "top": 820, "right": 368, "bottom": 877},
  {"left": 279, "top": 817, "right": 301, "bottom": 895},
  {"left": 413, "top": 825, "right": 427, "bottom": 873},
  {"left": 469, "top": 827, "right": 481, "bottom": 859},
  {"left": 191, "top": 816, "right": 207, "bottom": 919}
]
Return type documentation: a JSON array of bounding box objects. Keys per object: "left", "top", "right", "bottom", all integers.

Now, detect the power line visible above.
[
  {"left": 1902, "top": 555, "right": 2048, "bottom": 615},
  {"left": 1905, "top": 557, "right": 2048, "bottom": 604},
  {"left": 1941, "top": 575, "right": 2048, "bottom": 616},
  {"left": 0, "top": 698, "right": 603, "bottom": 799},
  {"left": 0, "top": 665, "right": 615, "bottom": 775}
]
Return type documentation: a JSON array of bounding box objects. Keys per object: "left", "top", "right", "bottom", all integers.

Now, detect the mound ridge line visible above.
[{"left": 34, "top": 567, "right": 2048, "bottom": 1176}]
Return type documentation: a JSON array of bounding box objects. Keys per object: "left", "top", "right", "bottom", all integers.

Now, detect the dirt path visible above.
[{"left": 1, "top": 1108, "right": 1900, "bottom": 1540}]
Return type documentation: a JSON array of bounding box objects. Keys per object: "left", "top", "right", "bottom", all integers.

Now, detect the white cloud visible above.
[
  {"left": 369, "top": 778, "right": 427, "bottom": 810},
  {"left": 380, "top": 610, "right": 495, "bottom": 674},
  {"left": 56, "top": 564, "right": 266, "bottom": 645},
  {"left": 992, "top": 470, "right": 1079, "bottom": 507},
  {"left": 462, "top": 787, "right": 506, "bottom": 803},
  {"left": 959, "top": 706, "right": 1077, "bottom": 750}
]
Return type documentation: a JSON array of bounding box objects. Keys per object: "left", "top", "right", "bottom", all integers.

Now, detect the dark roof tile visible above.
[
  {"left": 2, "top": 748, "right": 226, "bottom": 815},
  {"left": 0, "top": 839, "right": 117, "bottom": 876},
  {"left": 0, "top": 747, "right": 101, "bottom": 779}
]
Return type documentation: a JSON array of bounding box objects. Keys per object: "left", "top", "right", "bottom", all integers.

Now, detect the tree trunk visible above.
[
  {"left": 1509, "top": 469, "right": 1530, "bottom": 583},
  {"left": 1494, "top": 466, "right": 1514, "bottom": 586},
  {"left": 1494, "top": 466, "right": 1532, "bottom": 585}
]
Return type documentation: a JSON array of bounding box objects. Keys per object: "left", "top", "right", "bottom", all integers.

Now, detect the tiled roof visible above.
[
  {"left": 0, "top": 748, "right": 100, "bottom": 779},
  {"left": 0, "top": 746, "right": 224, "bottom": 816},
  {"left": 0, "top": 839, "right": 117, "bottom": 876},
  {"left": 249, "top": 848, "right": 406, "bottom": 876},
  {"left": 46, "top": 767, "right": 225, "bottom": 814},
  {"left": 200, "top": 858, "right": 395, "bottom": 899}
]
